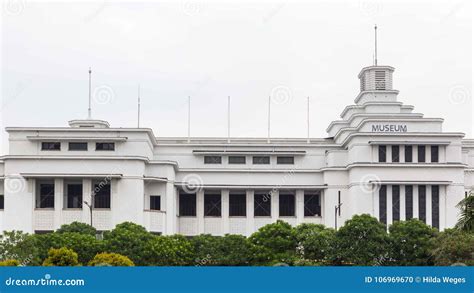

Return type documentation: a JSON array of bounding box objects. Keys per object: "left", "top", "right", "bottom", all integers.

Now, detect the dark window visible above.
[
  {"left": 379, "top": 185, "right": 387, "bottom": 225},
  {"left": 179, "top": 192, "right": 196, "bottom": 216},
  {"left": 405, "top": 185, "right": 413, "bottom": 220},
  {"left": 229, "top": 193, "right": 246, "bottom": 216},
  {"left": 432, "top": 186, "right": 439, "bottom": 229},
  {"left": 338, "top": 191, "right": 341, "bottom": 216},
  {"left": 96, "top": 143, "right": 115, "bottom": 151},
  {"left": 204, "top": 193, "right": 221, "bottom": 217},
  {"left": 93, "top": 180, "right": 111, "bottom": 208},
  {"left": 0, "top": 195, "right": 4, "bottom": 209},
  {"left": 150, "top": 195, "right": 161, "bottom": 210},
  {"left": 37, "top": 182, "right": 55, "bottom": 208},
  {"left": 431, "top": 146, "right": 439, "bottom": 163},
  {"left": 41, "top": 142, "right": 61, "bottom": 151},
  {"left": 277, "top": 156, "right": 294, "bottom": 164},
  {"left": 254, "top": 192, "right": 271, "bottom": 217},
  {"left": 418, "top": 146, "right": 426, "bottom": 163},
  {"left": 304, "top": 192, "right": 321, "bottom": 217},
  {"left": 204, "top": 156, "right": 221, "bottom": 164},
  {"left": 418, "top": 185, "right": 426, "bottom": 223},
  {"left": 391, "top": 146, "right": 400, "bottom": 162},
  {"left": 66, "top": 183, "right": 82, "bottom": 209},
  {"left": 279, "top": 192, "right": 295, "bottom": 217},
  {"left": 69, "top": 142, "right": 88, "bottom": 151},
  {"left": 378, "top": 145, "right": 387, "bottom": 162},
  {"left": 392, "top": 185, "right": 400, "bottom": 222},
  {"left": 405, "top": 145, "right": 413, "bottom": 162},
  {"left": 228, "top": 156, "right": 246, "bottom": 164},
  {"left": 253, "top": 156, "right": 270, "bottom": 164},
  {"left": 34, "top": 230, "right": 54, "bottom": 235}
]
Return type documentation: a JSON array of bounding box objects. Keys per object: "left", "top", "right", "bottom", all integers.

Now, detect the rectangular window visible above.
[
  {"left": 179, "top": 192, "right": 196, "bottom": 216},
  {"left": 392, "top": 185, "right": 400, "bottom": 222},
  {"left": 405, "top": 145, "right": 413, "bottom": 162},
  {"left": 150, "top": 195, "right": 161, "bottom": 210},
  {"left": 418, "top": 185, "right": 426, "bottom": 223},
  {"left": 65, "top": 182, "right": 83, "bottom": 209},
  {"left": 405, "top": 185, "right": 413, "bottom": 220},
  {"left": 253, "top": 156, "right": 270, "bottom": 164},
  {"left": 418, "top": 146, "right": 426, "bottom": 163},
  {"left": 432, "top": 186, "right": 439, "bottom": 229},
  {"left": 93, "top": 180, "right": 111, "bottom": 208},
  {"left": 96, "top": 142, "right": 115, "bottom": 151},
  {"left": 304, "top": 192, "right": 321, "bottom": 217},
  {"left": 68, "top": 142, "right": 88, "bottom": 151},
  {"left": 379, "top": 185, "right": 387, "bottom": 225},
  {"left": 228, "top": 156, "right": 246, "bottom": 164},
  {"left": 229, "top": 192, "right": 246, "bottom": 216},
  {"left": 204, "top": 192, "right": 221, "bottom": 217},
  {"left": 391, "top": 146, "right": 400, "bottom": 163},
  {"left": 279, "top": 192, "right": 295, "bottom": 217},
  {"left": 36, "top": 181, "right": 55, "bottom": 208},
  {"left": 204, "top": 156, "right": 222, "bottom": 164},
  {"left": 431, "top": 146, "right": 439, "bottom": 163},
  {"left": 0, "top": 195, "right": 4, "bottom": 209},
  {"left": 41, "top": 142, "right": 61, "bottom": 151},
  {"left": 254, "top": 192, "right": 271, "bottom": 217},
  {"left": 378, "top": 145, "right": 387, "bottom": 162},
  {"left": 277, "top": 156, "right": 294, "bottom": 165}
]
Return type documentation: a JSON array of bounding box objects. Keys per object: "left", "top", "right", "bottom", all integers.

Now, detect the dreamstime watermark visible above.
[
  {"left": 5, "top": 274, "right": 85, "bottom": 287},
  {"left": 93, "top": 85, "right": 115, "bottom": 105},
  {"left": 270, "top": 85, "right": 293, "bottom": 105},
  {"left": 448, "top": 84, "right": 470, "bottom": 105},
  {"left": 182, "top": 173, "right": 203, "bottom": 193},
  {"left": 2, "top": 0, "right": 26, "bottom": 16},
  {"left": 83, "top": 1, "right": 107, "bottom": 23},
  {"left": 360, "top": 173, "right": 381, "bottom": 194},
  {"left": 262, "top": 2, "right": 286, "bottom": 23},
  {"left": 195, "top": 254, "right": 212, "bottom": 266},
  {"left": 358, "top": 0, "right": 382, "bottom": 19},
  {"left": 182, "top": 0, "right": 203, "bottom": 16},
  {"left": 5, "top": 175, "right": 27, "bottom": 194}
]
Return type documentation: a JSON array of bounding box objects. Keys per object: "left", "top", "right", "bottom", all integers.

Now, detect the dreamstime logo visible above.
[
  {"left": 182, "top": 174, "right": 203, "bottom": 193},
  {"left": 93, "top": 85, "right": 115, "bottom": 105},
  {"left": 2, "top": 0, "right": 26, "bottom": 16},
  {"left": 360, "top": 173, "right": 381, "bottom": 194},
  {"left": 270, "top": 85, "right": 293, "bottom": 105},
  {"left": 182, "top": 0, "right": 203, "bottom": 16},
  {"left": 358, "top": 0, "right": 382, "bottom": 19},
  {"left": 5, "top": 175, "right": 26, "bottom": 194},
  {"left": 448, "top": 84, "right": 470, "bottom": 105}
]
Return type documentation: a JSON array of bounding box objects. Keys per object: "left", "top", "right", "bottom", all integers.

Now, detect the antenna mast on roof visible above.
[
  {"left": 374, "top": 24, "right": 378, "bottom": 66},
  {"left": 88, "top": 67, "right": 92, "bottom": 119},
  {"left": 137, "top": 85, "right": 141, "bottom": 128}
]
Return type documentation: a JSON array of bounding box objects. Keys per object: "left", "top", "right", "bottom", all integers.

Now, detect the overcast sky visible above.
[{"left": 1, "top": 0, "right": 472, "bottom": 153}]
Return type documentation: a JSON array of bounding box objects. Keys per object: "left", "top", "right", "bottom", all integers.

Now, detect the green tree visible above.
[
  {"left": 88, "top": 252, "right": 134, "bottom": 266},
  {"left": 334, "top": 214, "right": 389, "bottom": 266},
  {"left": 103, "top": 222, "right": 153, "bottom": 266},
  {"left": 56, "top": 222, "right": 97, "bottom": 236},
  {"left": 455, "top": 194, "right": 474, "bottom": 232},
  {"left": 430, "top": 229, "right": 474, "bottom": 266},
  {"left": 388, "top": 219, "right": 437, "bottom": 266},
  {"left": 190, "top": 234, "right": 252, "bottom": 266},
  {"left": 146, "top": 235, "right": 194, "bottom": 266},
  {"left": 0, "top": 259, "right": 20, "bottom": 266},
  {"left": 42, "top": 247, "right": 79, "bottom": 266},
  {"left": 249, "top": 220, "right": 298, "bottom": 265},
  {"left": 0, "top": 231, "right": 38, "bottom": 265},
  {"left": 295, "top": 223, "right": 336, "bottom": 264}
]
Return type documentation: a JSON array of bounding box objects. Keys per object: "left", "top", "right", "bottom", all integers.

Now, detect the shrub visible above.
[
  {"left": 333, "top": 214, "right": 389, "bottom": 266},
  {"left": 389, "top": 219, "right": 437, "bottom": 265},
  {"left": 0, "top": 259, "right": 20, "bottom": 266},
  {"left": 57, "top": 222, "right": 97, "bottom": 236},
  {"left": 147, "top": 235, "right": 194, "bottom": 266},
  {"left": 88, "top": 252, "right": 134, "bottom": 266},
  {"left": 42, "top": 247, "right": 79, "bottom": 266},
  {"left": 295, "top": 223, "right": 336, "bottom": 264},
  {"left": 0, "top": 231, "right": 39, "bottom": 265},
  {"left": 191, "top": 234, "right": 252, "bottom": 266},
  {"left": 430, "top": 229, "right": 474, "bottom": 266}
]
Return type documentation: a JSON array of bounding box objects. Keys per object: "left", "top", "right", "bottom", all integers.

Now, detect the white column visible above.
[
  {"left": 271, "top": 189, "right": 279, "bottom": 221},
  {"left": 400, "top": 185, "right": 406, "bottom": 221},
  {"left": 426, "top": 185, "right": 432, "bottom": 226},
  {"left": 400, "top": 145, "right": 405, "bottom": 163},
  {"left": 426, "top": 147, "right": 432, "bottom": 163},
  {"left": 387, "top": 146, "right": 392, "bottom": 163},
  {"left": 54, "top": 178, "right": 63, "bottom": 230},
  {"left": 164, "top": 181, "right": 176, "bottom": 235},
  {"left": 387, "top": 185, "right": 393, "bottom": 226},
  {"left": 296, "top": 190, "right": 304, "bottom": 225},
  {"left": 373, "top": 186, "right": 379, "bottom": 220},
  {"left": 413, "top": 185, "right": 419, "bottom": 219},
  {"left": 197, "top": 189, "right": 204, "bottom": 234},
  {"left": 246, "top": 190, "right": 254, "bottom": 236},
  {"left": 83, "top": 179, "right": 92, "bottom": 225},
  {"left": 413, "top": 146, "right": 419, "bottom": 162},
  {"left": 222, "top": 189, "right": 229, "bottom": 234}
]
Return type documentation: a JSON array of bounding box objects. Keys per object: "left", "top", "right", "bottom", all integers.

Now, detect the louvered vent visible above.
[
  {"left": 360, "top": 75, "right": 366, "bottom": 92},
  {"left": 375, "top": 70, "right": 386, "bottom": 90}
]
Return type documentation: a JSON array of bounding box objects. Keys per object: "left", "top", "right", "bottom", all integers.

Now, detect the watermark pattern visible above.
[
  {"left": 182, "top": 173, "right": 203, "bottom": 193},
  {"left": 93, "top": 85, "right": 115, "bottom": 105},
  {"left": 360, "top": 173, "right": 381, "bottom": 194},
  {"left": 5, "top": 274, "right": 85, "bottom": 287},
  {"left": 358, "top": 0, "right": 382, "bottom": 19},
  {"left": 270, "top": 85, "right": 293, "bottom": 105},
  {"left": 195, "top": 254, "right": 212, "bottom": 266},
  {"left": 2, "top": 0, "right": 26, "bottom": 16},
  {"left": 182, "top": 0, "right": 203, "bottom": 16},
  {"left": 5, "top": 175, "right": 27, "bottom": 194},
  {"left": 83, "top": 1, "right": 107, "bottom": 23},
  {"left": 262, "top": 2, "right": 286, "bottom": 23},
  {"left": 448, "top": 84, "right": 470, "bottom": 105}
]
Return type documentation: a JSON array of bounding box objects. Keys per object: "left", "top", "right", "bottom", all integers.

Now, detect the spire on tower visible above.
[
  {"left": 374, "top": 24, "right": 378, "bottom": 66},
  {"left": 88, "top": 67, "right": 92, "bottom": 119}
]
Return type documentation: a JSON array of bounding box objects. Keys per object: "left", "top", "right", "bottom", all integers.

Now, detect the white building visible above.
[{"left": 0, "top": 64, "right": 473, "bottom": 236}]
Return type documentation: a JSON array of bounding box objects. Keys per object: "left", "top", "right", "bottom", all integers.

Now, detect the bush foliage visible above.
[{"left": 88, "top": 252, "right": 134, "bottom": 266}]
